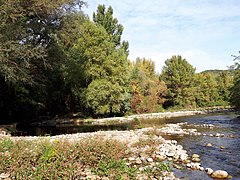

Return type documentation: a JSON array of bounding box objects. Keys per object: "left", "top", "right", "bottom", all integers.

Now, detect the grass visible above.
[
  {"left": 0, "top": 127, "right": 174, "bottom": 179},
  {"left": 0, "top": 137, "right": 138, "bottom": 179}
]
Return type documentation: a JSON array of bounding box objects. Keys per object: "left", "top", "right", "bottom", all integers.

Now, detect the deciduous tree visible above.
[{"left": 160, "top": 55, "right": 196, "bottom": 108}]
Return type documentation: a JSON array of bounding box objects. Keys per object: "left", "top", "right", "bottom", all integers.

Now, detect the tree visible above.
[
  {"left": 0, "top": 0, "right": 86, "bottom": 122},
  {"left": 194, "top": 73, "right": 219, "bottom": 107},
  {"left": 130, "top": 58, "right": 167, "bottom": 113},
  {"left": 216, "top": 71, "right": 233, "bottom": 103},
  {"left": 160, "top": 55, "right": 196, "bottom": 108},
  {"left": 93, "top": 4, "right": 129, "bottom": 55},
  {"left": 65, "top": 21, "right": 130, "bottom": 116},
  {"left": 0, "top": 0, "right": 85, "bottom": 84},
  {"left": 230, "top": 51, "right": 240, "bottom": 110}
]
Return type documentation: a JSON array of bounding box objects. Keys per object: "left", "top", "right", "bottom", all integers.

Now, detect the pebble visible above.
[
  {"left": 206, "top": 143, "right": 212, "bottom": 147},
  {"left": 192, "top": 154, "right": 200, "bottom": 158},
  {"left": 128, "top": 157, "right": 135, "bottom": 161},
  {"left": 135, "top": 158, "right": 142, "bottom": 164},
  {"left": 147, "top": 157, "right": 153, "bottom": 162},
  {"left": 0, "top": 173, "right": 10, "bottom": 179},
  {"left": 205, "top": 168, "right": 213, "bottom": 175},
  {"left": 192, "top": 157, "right": 201, "bottom": 162}
]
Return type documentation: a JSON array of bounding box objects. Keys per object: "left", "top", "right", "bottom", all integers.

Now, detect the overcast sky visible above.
[{"left": 82, "top": 0, "right": 240, "bottom": 72}]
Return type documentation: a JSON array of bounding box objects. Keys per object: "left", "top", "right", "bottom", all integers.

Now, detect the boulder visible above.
[{"left": 211, "top": 170, "right": 228, "bottom": 179}]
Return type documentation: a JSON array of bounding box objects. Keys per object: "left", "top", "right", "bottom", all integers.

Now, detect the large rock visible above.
[{"left": 211, "top": 170, "right": 228, "bottom": 179}]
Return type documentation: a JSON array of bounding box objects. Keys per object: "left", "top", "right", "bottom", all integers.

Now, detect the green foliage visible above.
[
  {"left": 195, "top": 71, "right": 233, "bottom": 107},
  {"left": 160, "top": 55, "right": 196, "bottom": 108},
  {"left": 93, "top": 4, "right": 129, "bottom": 55},
  {"left": 93, "top": 4, "right": 123, "bottom": 47},
  {"left": 130, "top": 58, "right": 167, "bottom": 113},
  {"left": 65, "top": 20, "right": 130, "bottom": 116},
  {"left": 230, "top": 51, "right": 240, "bottom": 110},
  {"left": 0, "top": 0, "right": 87, "bottom": 122}
]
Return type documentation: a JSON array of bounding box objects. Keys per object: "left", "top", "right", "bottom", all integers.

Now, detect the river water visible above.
[
  {"left": 15, "top": 112, "right": 240, "bottom": 179},
  {"left": 159, "top": 113, "right": 240, "bottom": 180}
]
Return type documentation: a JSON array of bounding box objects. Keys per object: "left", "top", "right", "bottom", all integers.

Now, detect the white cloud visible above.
[{"left": 83, "top": 0, "right": 240, "bottom": 72}]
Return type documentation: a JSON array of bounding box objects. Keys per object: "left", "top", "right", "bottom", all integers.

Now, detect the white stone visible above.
[
  {"left": 171, "top": 140, "right": 178, "bottom": 145},
  {"left": 206, "top": 143, "right": 212, "bottom": 147},
  {"left": 128, "top": 157, "right": 135, "bottom": 161},
  {"left": 192, "top": 154, "right": 200, "bottom": 158},
  {"left": 205, "top": 168, "right": 213, "bottom": 175},
  {"left": 176, "top": 145, "right": 183, "bottom": 150},
  {"left": 211, "top": 170, "right": 228, "bottom": 179},
  {"left": 147, "top": 157, "right": 154, "bottom": 162},
  {"left": 166, "top": 150, "right": 175, "bottom": 157},
  {"left": 135, "top": 158, "right": 142, "bottom": 164},
  {"left": 0, "top": 173, "right": 10, "bottom": 179}
]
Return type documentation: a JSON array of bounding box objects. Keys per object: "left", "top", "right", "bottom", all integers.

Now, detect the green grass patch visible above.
[{"left": 0, "top": 137, "right": 138, "bottom": 179}]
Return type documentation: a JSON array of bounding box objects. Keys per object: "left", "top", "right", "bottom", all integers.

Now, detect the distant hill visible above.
[
  {"left": 200, "top": 69, "right": 234, "bottom": 78},
  {"left": 201, "top": 69, "right": 229, "bottom": 74}
]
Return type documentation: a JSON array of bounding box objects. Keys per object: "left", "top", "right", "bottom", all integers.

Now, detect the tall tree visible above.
[
  {"left": 160, "top": 55, "right": 196, "bottom": 108},
  {"left": 0, "top": 0, "right": 86, "bottom": 122},
  {"left": 65, "top": 20, "right": 130, "bottom": 116},
  {"left": 93, "top": 4, "right": 129, "bottom": 55}
]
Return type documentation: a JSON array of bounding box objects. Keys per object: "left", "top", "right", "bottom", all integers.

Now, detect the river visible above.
[{"left": 158, "top": 113, "right": 240, "bottom": 180}]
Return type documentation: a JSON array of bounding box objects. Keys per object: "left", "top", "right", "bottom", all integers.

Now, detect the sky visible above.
[{"left": 82, "top": 0, "right": 240, "bottom": 72}]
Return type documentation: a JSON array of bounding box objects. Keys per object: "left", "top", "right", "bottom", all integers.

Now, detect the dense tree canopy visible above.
[
  {"left": 230, "top": 51, "right": 240, "bottom": 110},
  {"left": 130, "top": 58, "right": 167, "bottom": 113},
  {"left": 160, "top": 55, "right": 196, "bottom": 108},
  {"left": 65, "top": 20, "right": 130, "bottom": 116}
]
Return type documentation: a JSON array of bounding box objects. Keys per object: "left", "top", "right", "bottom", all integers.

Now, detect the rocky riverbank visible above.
[
  {"left": 30, "top": 107, "right": 234, "bottom": 127},
  {"left": 0, "top": 121, "right": 232, "bottom": 179}
]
